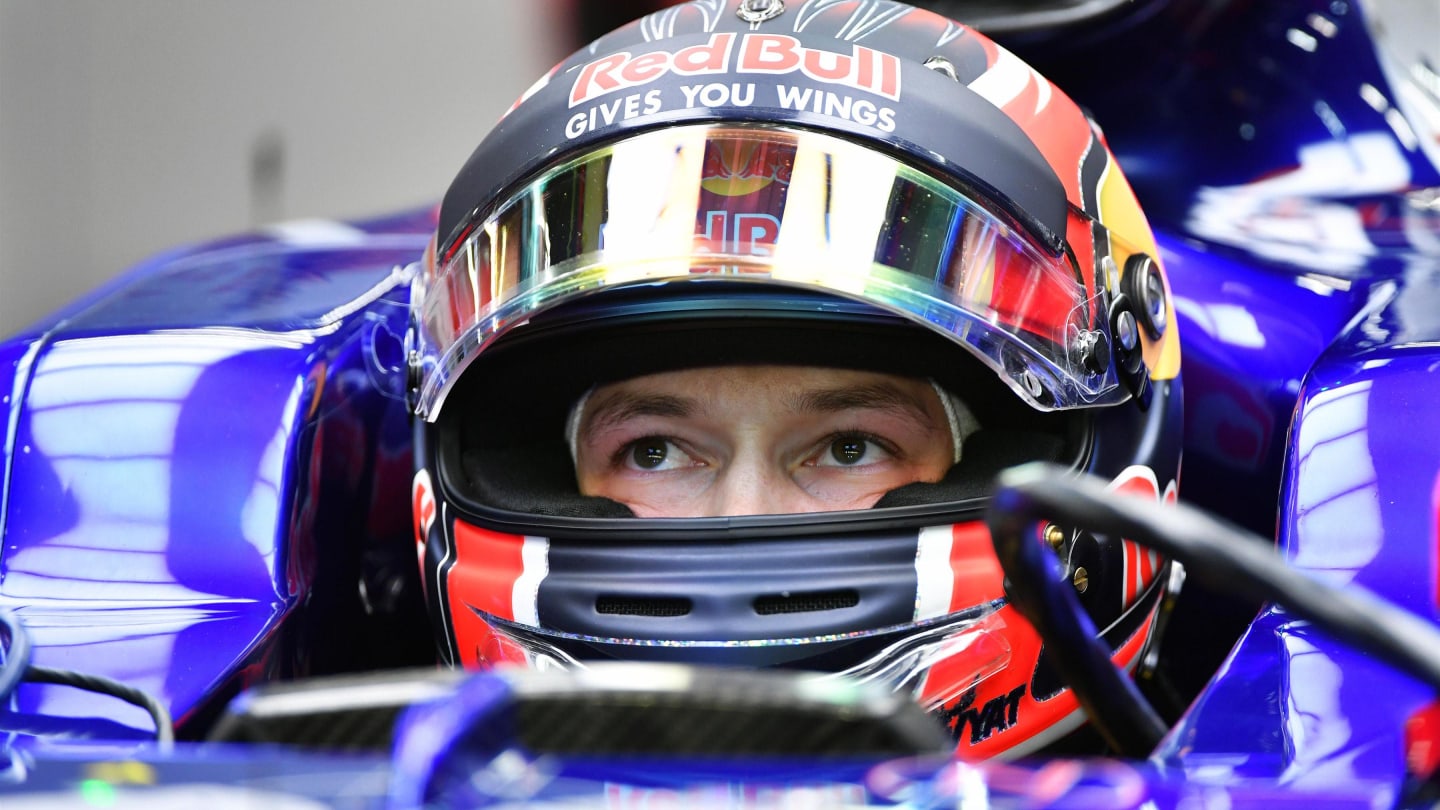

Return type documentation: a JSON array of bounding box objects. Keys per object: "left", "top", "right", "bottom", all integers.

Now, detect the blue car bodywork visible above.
[{"left": 2, "top": 0, "right": 1439, "bottom": 806}]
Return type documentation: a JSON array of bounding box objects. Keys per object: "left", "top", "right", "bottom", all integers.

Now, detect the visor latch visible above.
[{"left": 1109, "top": 294, "right": 1151, "bottom": 409}]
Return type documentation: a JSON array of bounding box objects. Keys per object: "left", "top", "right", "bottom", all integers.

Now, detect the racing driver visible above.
[{"left": 407, "top": 0, "right": 1181, "bottom": 759}]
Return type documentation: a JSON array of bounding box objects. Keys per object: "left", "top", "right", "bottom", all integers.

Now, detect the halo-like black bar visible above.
[{"left": 986, "top": 462, "right": 1440, "bottom": 758}]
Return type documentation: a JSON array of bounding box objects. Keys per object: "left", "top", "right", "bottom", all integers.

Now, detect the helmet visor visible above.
[{"left": 416, "top": 124, "right": 1124, "bottom": 418}]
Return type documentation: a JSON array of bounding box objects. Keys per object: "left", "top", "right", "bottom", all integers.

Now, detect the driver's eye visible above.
[
  {"left": 631, "top": 440, "right": 670, "bottom": 469},
  {"left": 830, "top": 437, "right": 867, "bottom": 465}
]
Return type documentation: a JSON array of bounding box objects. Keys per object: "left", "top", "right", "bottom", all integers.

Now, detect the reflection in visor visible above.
[
  {"left": 415, "top": 125, "right": 1128, "bottom": 418},
  {"left": 821, "top": 610, "right": 1011, "bottom": 712}
]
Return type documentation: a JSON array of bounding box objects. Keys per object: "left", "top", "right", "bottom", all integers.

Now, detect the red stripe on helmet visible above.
[
  {"left": 1123, "top": 541, "right": 1140, "bottom": 604},
  {"left": 948, "top": 520, "right": 1007, "bottom": 611},
  {"left": 446, "top": 521, "right": 533, "bottom": 669},
  {"left": 449, "top": 521, "right": 527, "bottom": 623}
]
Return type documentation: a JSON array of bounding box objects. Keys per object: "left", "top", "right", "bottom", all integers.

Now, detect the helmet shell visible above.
[
  {"left": 440, "top": 1, "right": 1100, "bottom": 259},
  {"left": 412, "top": 0, "right": 1183, "bottom": 760}
]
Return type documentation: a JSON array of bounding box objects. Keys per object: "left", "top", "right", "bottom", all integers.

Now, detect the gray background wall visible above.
[{"left": 0, "top": 1, "right": 559, "bottom": 339}]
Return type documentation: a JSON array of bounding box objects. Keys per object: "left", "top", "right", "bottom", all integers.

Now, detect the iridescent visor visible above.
[{"left": 415, "top": 124, "right": 1123, "bottom": 419}]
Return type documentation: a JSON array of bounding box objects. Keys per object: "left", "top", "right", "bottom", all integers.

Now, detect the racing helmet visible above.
[{"left": 408, "top": 0, "right": 1181, "bottom": 759}]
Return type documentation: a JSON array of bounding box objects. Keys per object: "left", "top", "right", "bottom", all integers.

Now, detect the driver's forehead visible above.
[{"left": 583, "top": 365, "right": 941, "bottom": 423}]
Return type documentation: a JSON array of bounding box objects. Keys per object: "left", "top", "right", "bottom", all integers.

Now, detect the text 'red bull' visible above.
[{"left": 570, "top": 33, "right": 902, "bottom": 107}]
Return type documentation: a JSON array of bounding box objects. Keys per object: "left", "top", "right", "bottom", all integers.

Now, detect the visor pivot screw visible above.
[
  {"left": 1076, "top": 330, "right": 1111, "bottom": 375},
  {"left": 1020, "top": 369, "right": 1044, "bottom": 400},
  {"left": 1043, "top": 523, "right": 1065, "bottom": 550},
  {"left": 737, "top": 0, "right": 785, "bottom": 23},
  {"left": 1115, "top": 309, "right": 1139, "bottom": 353},
  {"left": 1073, "top": 567, "right": 1090, "bottom": 594},
  {"left": 405, "top": 350, "right": 423, "bottom": 411},
  {"left": 923, "top": 56, "right": 960, "bottom": 81}
]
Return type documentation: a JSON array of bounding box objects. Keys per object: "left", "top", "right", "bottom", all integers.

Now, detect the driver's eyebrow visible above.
[
  {"left": 583, "top": 392, "right": 695, "bottom": 436},
  {"left": 788, "top": 382, "right": 935, "bottom": 424}
]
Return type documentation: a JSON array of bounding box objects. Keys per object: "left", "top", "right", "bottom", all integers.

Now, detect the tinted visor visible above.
[{"left": 415, "top": 124, "right": 1123, "bottom": 419}]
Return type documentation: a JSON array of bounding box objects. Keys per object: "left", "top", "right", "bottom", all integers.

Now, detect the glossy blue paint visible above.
[
  {"left": 1159, "top": 230, "right": 1369, "bottom": 536},
  {"left": 1152, "top": 218, "right": 1440, "bottom": 784},
  {"left": 1, "top": 1, "right": 1438, "bottom": 803},
  {"left": 0, "top": 220, "right": 433, "bottom": 740},
  {"left": 3, "top": 207, "right": 438, "bottom": 343},
  {"left": 2, "top": 331, "right": 313, "bottom": 734},
  {"left": 1148, "top": 230, "right": 1440, "bottom": 802},
  {"left": 1014, "top": 0, "right": 1440, "bottom": 272},
  {"left": 0, "top": 743, "right": 395, "bottom": 807},
  {"left": 1160, "top": 603, "right": 1430, "bottom": 795},
  {"left": 1280, "top": 270, "right": 1440, "bottom": 607}
]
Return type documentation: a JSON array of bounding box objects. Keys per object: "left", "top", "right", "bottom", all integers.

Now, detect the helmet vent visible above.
[
  {"left": 596, "top": 595, "right": 692, "bottom": 617},
  {"left": 754, "top": 589, "right": 860, "bottom": 616}
]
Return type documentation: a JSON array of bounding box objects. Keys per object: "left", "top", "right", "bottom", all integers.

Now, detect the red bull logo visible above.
[
  {"left": 699, "top": 138, "right": 792, "bottom": 196},
  {"left": 570, "top": 33, "right": 902, "bottom": 107},
  {"left": 693, "top": 138, "right": 793, "bottom": 256}
]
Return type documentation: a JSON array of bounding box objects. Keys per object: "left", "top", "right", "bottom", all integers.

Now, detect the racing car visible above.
[{"left": 2, "top": 0, "right": 1439, "bottom": 807}]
